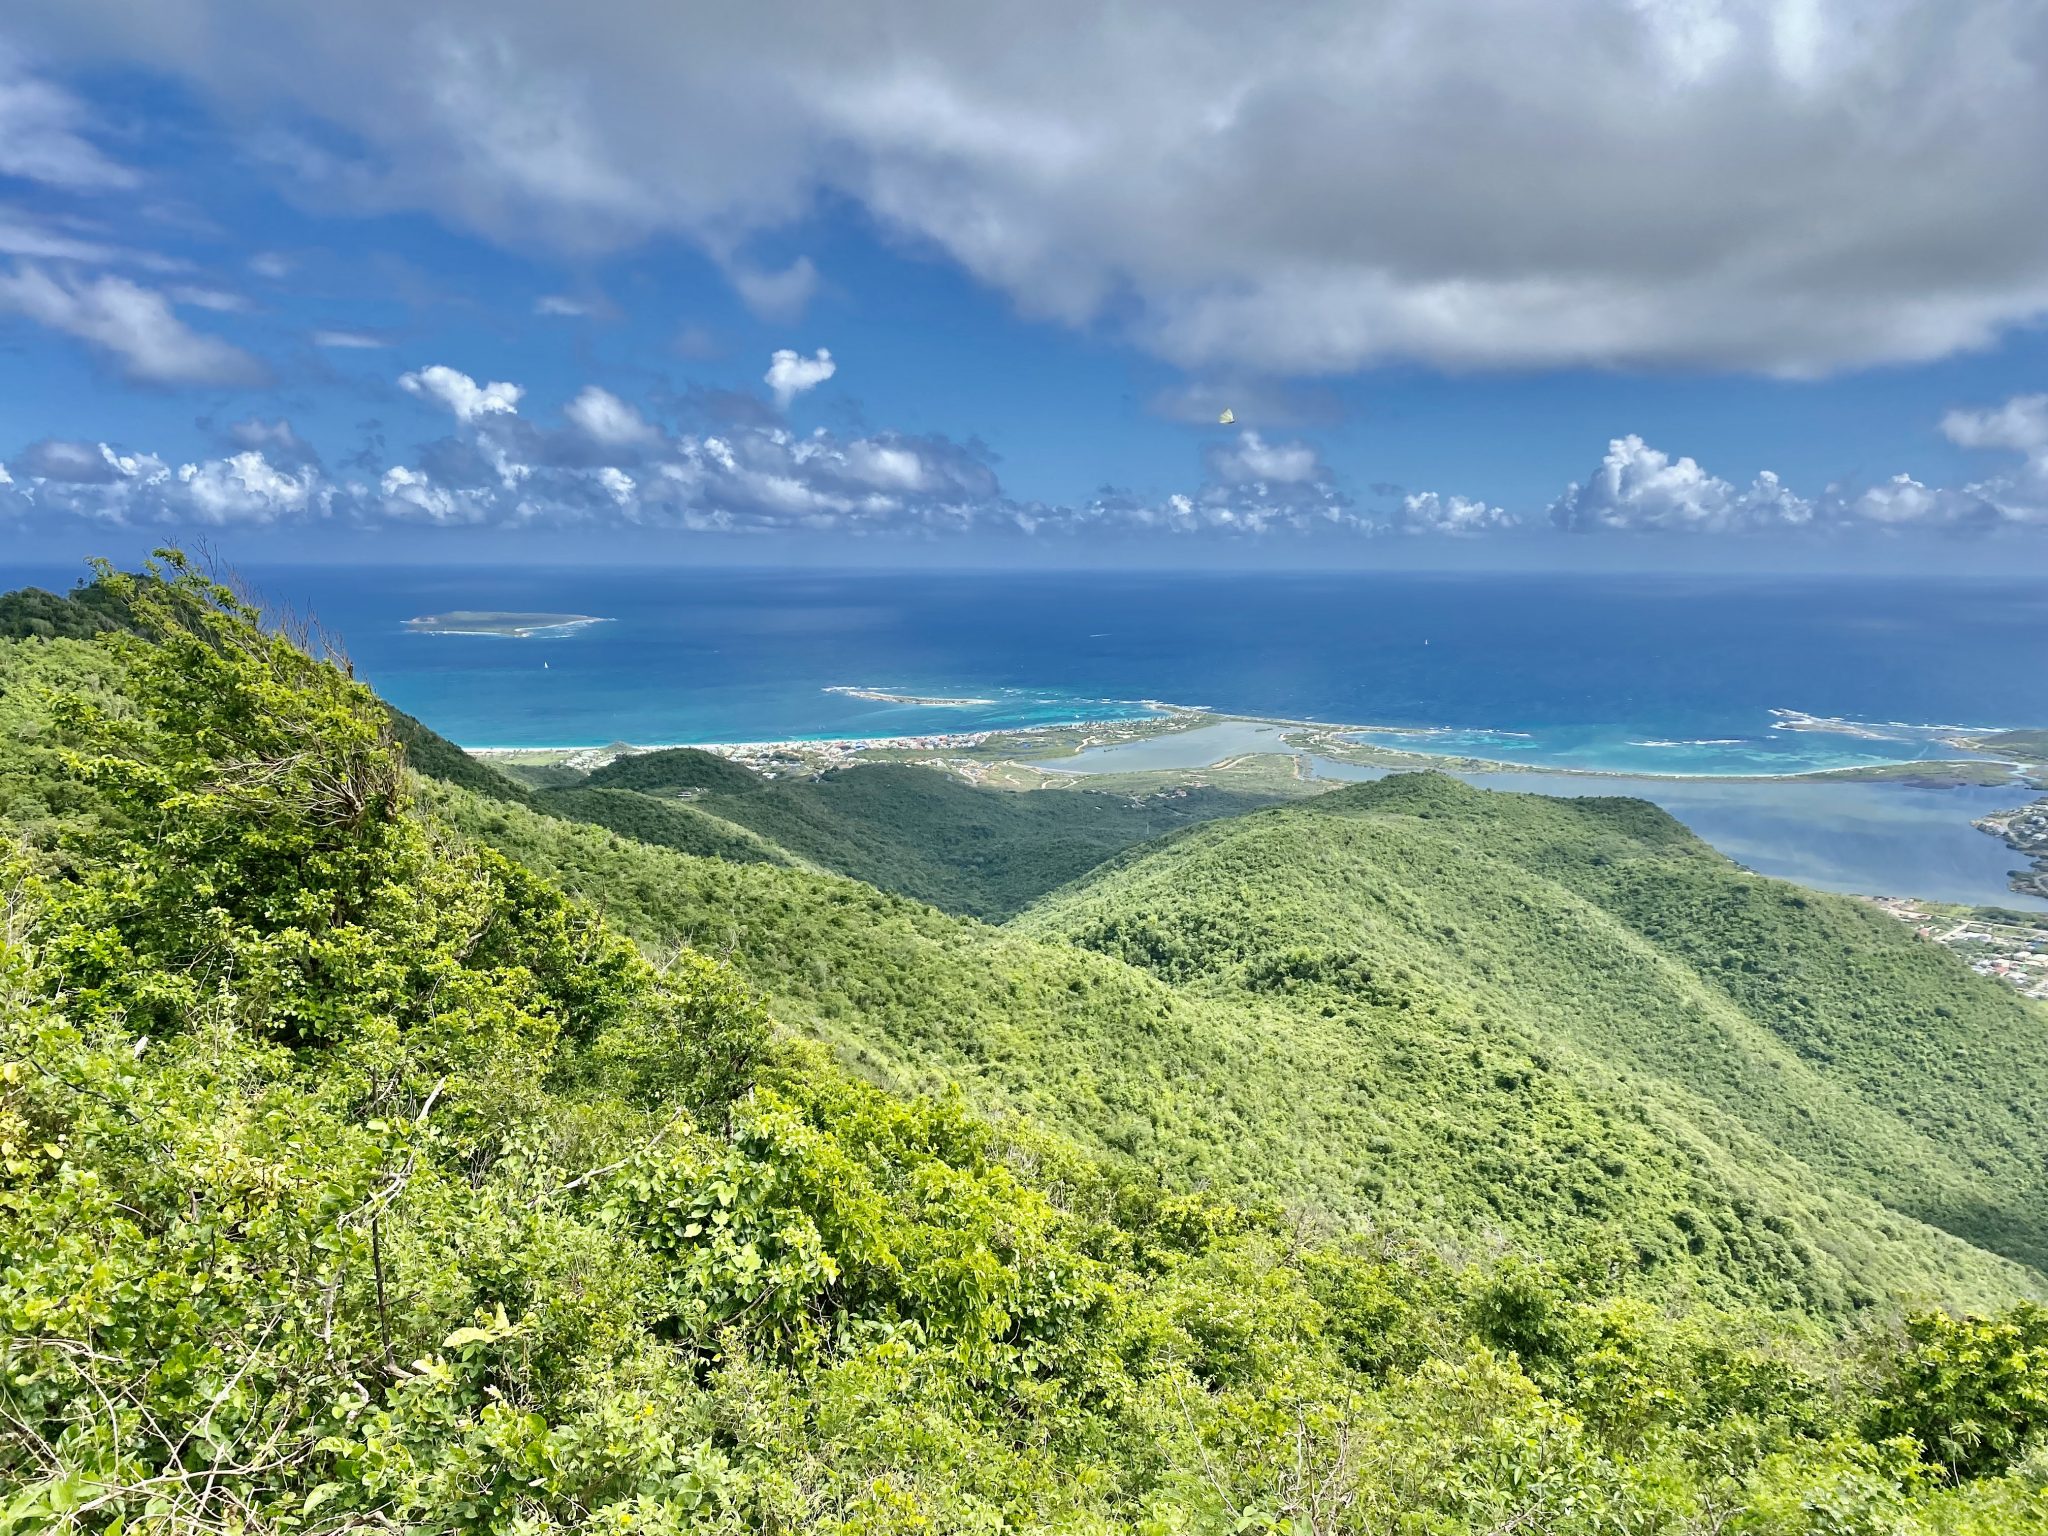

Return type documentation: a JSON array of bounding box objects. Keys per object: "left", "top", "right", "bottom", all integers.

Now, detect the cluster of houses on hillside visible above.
[{"left": 1868, "top": 896, "right": 2048, "bottom": 1002}]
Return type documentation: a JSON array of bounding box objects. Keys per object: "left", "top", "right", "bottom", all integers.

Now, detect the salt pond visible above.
[{"left": 1048, "top": 729, "right": 2043, "bottom": 909}]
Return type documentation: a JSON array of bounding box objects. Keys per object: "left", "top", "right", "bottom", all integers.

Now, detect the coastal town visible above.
[
  {"left": 1975, "top": 797, "right": 2048, "bottom": 901},
  {"left": 1866, "top": 896, "right": 2048, "bottom": 1001}
]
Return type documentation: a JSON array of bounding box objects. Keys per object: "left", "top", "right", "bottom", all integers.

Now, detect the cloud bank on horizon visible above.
[
  {"left": 3, "top": 3, "right": 2048, "bottom": 549},
  {"left": 6, "top": 357, "right": 2046, "bottom": 540}
]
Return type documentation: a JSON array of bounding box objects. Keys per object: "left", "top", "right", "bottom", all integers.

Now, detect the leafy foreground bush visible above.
[{"left": 4, "top": 558, "right": 2048, "bottom": 1533}]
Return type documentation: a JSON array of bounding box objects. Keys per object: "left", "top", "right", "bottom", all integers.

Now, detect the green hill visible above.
[
  {"left": 583, "top": 744, "right": 769, "bottom": 796},
  {"left": 439, "top": 774, "right": 2044, "bottom": 1320},
  {"left": 386, "top": 706, "right": 534, "bottom": 805},
  {"left": 534, "top": 784, "right": 796, "bottom": 866},
  {"left": 693, "top": 763, "right": 1282, "bottom": 918},
  {"left": 0, "top": 580, "right": 135, "bottom": 640},
  {"left": 533, "top": 757, "right": 1282, "bottom": 919},
  {"left": 8, "top": 559, "right": 2048, "bottom": 1533},
  {"left": 1017, "top": 773, "right": 2048, "bottom": 1277}
]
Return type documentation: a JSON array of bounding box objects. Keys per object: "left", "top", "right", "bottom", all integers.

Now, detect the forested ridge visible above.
[
  {"left": 531, "top": 749, "right": 1284, "bottom": 920},
  {"left": 5, "top": 559, "right": 2048, "bottom": 1533}
]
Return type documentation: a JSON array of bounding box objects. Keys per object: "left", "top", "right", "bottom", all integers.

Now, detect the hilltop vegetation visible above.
[
  {"left": 443, "top": 767, "right": 2044, "bottom": 1320},
  {"left": 539, "top": 753, "right": 1281, "bottom": 920},
  {"left": 1018, "top": 775, "right": 2048, "bottom": 1279},
  {"left": 5, "top": 558, "right": 2048, "bottom": 1533},
  {"left": 0, "top": 579, "right": 134, "bottom": 641},
  {"left": 583, "top": 745, "right": 772, "bottom": 797},
  {"left": 534, "top": 785, "right": 797, "bottom": 867}
]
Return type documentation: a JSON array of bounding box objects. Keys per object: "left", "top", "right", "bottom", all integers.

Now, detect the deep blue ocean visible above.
[
  {"left": 8, "top": 562, "right": 2044, "bottom": 905},
  {"left": 50, "top": 565, "right": 2036, "bottom": 767}
]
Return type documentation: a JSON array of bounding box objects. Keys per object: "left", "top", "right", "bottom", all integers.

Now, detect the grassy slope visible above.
[
  {"left": 1016, "top": 773, "right": 2048, "bottom": 1279},
  {"left": 426, "top": 776, "right": 2042, "bottom": 1318}
]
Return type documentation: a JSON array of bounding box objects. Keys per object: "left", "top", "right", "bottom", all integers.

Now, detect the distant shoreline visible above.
[{"left": 462, "top": 706, "right": 2045, "bottom": 789}]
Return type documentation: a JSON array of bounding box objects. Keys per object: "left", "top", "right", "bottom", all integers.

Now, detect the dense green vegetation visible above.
[
  {"left": 444, "top": 768, "right": 2042, "bottom": 1319},
  {"left": 0, "top": 579, "right": 135, "bottom": 641},
  {"left": 504, "top": 750, "right": 1282, "bottom": 920},
  {"left": 584, "top": 745, "right": 771, "bottom": 797},
  {"left": 494, "top": 759, "right": 596, "bottom": 791},
  {"left": 627, "top": 762, "right": 1276, "bottom": 920},
  {"left": 1017, "top": 776, "right": 2048, "bottom": 1277},
  {"left": 519, "top": 753, "right": 1281, "bottom": 920},
  {"left": 5, "top": 558, "right": 2048, "bottom": 1532},
  {"left": 387, "top": 708, "right": 534, "bottom": 806},
  {"left": 534, "top": 785, "right": 796, "bottom": 867}
]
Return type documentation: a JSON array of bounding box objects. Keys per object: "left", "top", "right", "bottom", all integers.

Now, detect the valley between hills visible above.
[{"left": 6, "top": 561, "right": 2048, "bottom": 1532}]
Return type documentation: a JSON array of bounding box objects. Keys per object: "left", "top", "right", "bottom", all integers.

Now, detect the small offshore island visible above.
[
  {"left": 405, "top": 610, "right": 609, "bottom": 638},
  {"left": 824, "top": 685, "right": 999, "bottom": 707}
]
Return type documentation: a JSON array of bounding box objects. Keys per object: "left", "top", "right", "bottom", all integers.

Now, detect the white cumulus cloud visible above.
[
  {"left": 1927, "top": 390, "right": 2048, "bottom": 526},
  {"left": 177, "top": 451, "right": 321, "bottom": 524},
  {"left": 378, "top": 464, "right": 490, "bottom": 524},
  {"left": 564, "top": 384, "right": 660, "bottom": 448},
  {"left": 1083, "top": 429, "right": 1359, "bottom": 536},
  {"left": 1941, "top": 394, "right": 2048, "bottom": 454},
  {"left": 764, "top": 346, "right": 835, "bottom": 409},
  {"left": 1549, "top": 436, "right": 1813, "bottom": 533},
  {"left": 1392, "top": 492, "right": 1517, "bottom": 536},
  {"left": 399, "top": 363, "right": 524, "bottom": 422}
]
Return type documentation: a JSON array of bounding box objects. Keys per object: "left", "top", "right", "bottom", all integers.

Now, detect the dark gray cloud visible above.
[{"left": 17, "top": 1, "right": 2048, "bottom": 376}]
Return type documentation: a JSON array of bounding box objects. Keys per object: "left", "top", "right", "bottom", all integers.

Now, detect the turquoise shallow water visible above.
[
  {"left": 4, "top": 564, "right": 2028, "bottom": 773},
  {"left": 4, "top": 562, "right": 2040, "bottom": 905}
]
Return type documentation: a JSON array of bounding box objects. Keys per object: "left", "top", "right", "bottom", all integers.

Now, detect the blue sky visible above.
[{"left": 5, "top": 3, "right": 2048, "bottom": 571}]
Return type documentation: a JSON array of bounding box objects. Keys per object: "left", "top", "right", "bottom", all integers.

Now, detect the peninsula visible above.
[{"left": 1976, "top": 797, "right": 2048, "bottom": 901}]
